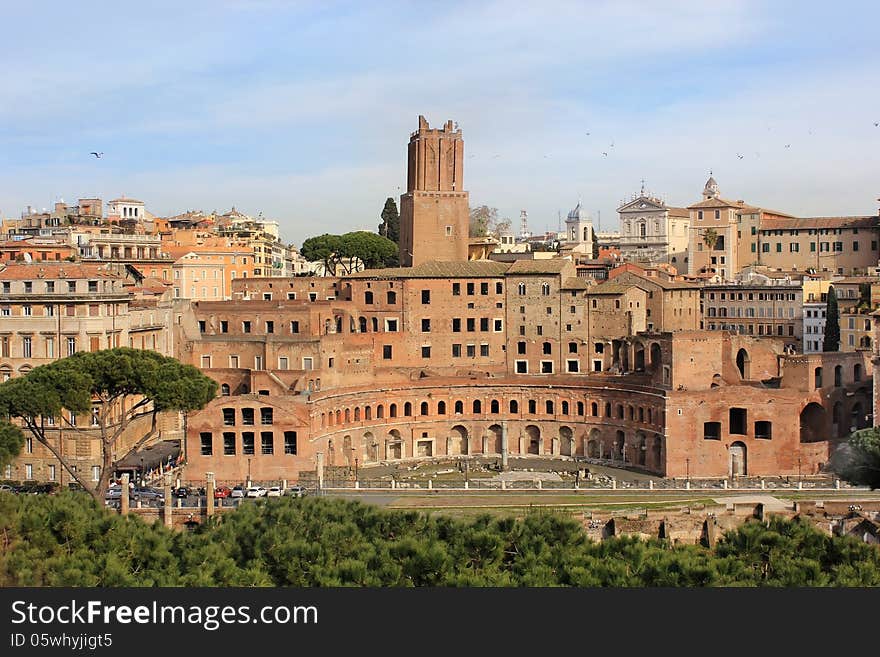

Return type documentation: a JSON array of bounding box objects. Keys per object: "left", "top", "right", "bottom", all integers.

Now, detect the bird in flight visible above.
[
  {"left": 585, "top": 132, "right": 590, "bottom": 136},
  {"left": 736, "top": 153, "right": 744, "bottom": 160},
  {"left": 90, "top": 152, "right": 103, "bottom": 158},
  {"left": 874, "top": 122, "right": 879, "bottom": 127},
  {"left": 609, "top": 141, "right": 615, "bottom": 148},
  {"left": 602, "top": 152, "right": 608, "bottom": 157},
  {"left": 784, "top": 144, "right": 791, "bottom": 148}
]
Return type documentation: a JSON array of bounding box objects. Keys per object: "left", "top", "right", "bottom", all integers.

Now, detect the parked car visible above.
[
  {"left": 230, "top": 485, "right": 245, "bottom": 499},
  {"left": 0, "top": 484, "right": 14, "bottom": 494},
  {"left": 131, "top": 487, "right": 164, "bottom": 503},
  {"left": 105, "top": 485, "right": 123, "bottom": 500},
  {"left": 214, "top": 485, "right": 232, "bottom": 499},
  {"left": 266, "top": 486, "right": 282, "bottom": 497},
  {"left": 245, "top": 486, "right": 267, "bottom": 498},
  {"left": 173, "top": 487, "right": 190, "bottom": 499},
  {"left": 284, "top": 485, "right": 306, "bottom": 498}
]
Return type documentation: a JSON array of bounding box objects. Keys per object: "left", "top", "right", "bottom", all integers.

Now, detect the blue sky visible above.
[{"left": 1, "top": 0, "right": 878, "bottom": 247}]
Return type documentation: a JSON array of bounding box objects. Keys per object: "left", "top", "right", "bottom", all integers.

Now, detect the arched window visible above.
[
  {"left": 605, "top": 402, "right": 612, "bottom": 417},
  {"left": 321, "top": 413, "right": 326, "bottom": 427},
  {"left": 344, "top": 408, "right": 350, "bottom": 423},
  {"left": 628, "top": 406, "right": 634, "bottom": 420},
  {"left": 404, "top": 402, "right": 412, "bottom": 416},
  {"left": 542, "top": 342, "right": 552, "bottom": 354},
  {"left": 490, "top": 399, "right": 500, "bottom": 414},
  {"left": 473, "top": 400, "right": 482, "bottom": 414},
  {"left": 814, "top": 367, "right": 823, "bottom": 389},
  {"left": 591, "top": 402, "right": 598, "bottom": 416},
  {"left": 617, "top": 404, "right": 624, "bottom": 419},
  {"left": 335, "top": 410, "right": 341, "bottom": 425},
  {"left": 546, "top": 400, "right": 554, "bottom": 414},
  {"left": 437, "top": 401, "right": 446, "bottom": 415},
  {"left": 454, "top": 400, "right": 464, "bottom": 414},
  {"left": 541, "top": 283, "right": 550, "bottom": 295},
  {"left": 354, "top": 407, "right": 361, "bottom": 421},
  {"left": 365, "top": 406, "right": 372, "bottom": 420},
  {"left": 220, "top": 383, "right": 230, "bottom": 396},
  {"left": 854, "top": 363, "right": 862, "bottom": 382},
  {"left": 561, "top": 400, "right": 569, "bottom": 415},
  {"left": 364, "top": 291, "right": 373, "bottom": 304},
  {"left": 389, "top": 403, "right": 398, "bottom": 418},
  {"left": 377, "top": 404, "right": 384, "bottom": 419},
  {"left": 834, "top": 365, "right": 842, "bottom": 387},
  {"left": 387, "top": 290, "right": 397, "bottom": 304},
  {"left": 518, "top": 283, "right": 526, "bottom": 295},
  {"left": 577, "top": 401, "right": 584, "bottom": 416},
  {"left": 359, "top": 317, "right": 367, "bottom": 332},
  {"left": 371, "top": 317, "right": 379, "bottom": 332},
  {"left": 509, "top": 400, "right": 519, "bottom": 414},
  {"left": 420, "top": 401, "right": 429, "bottom": 415}
]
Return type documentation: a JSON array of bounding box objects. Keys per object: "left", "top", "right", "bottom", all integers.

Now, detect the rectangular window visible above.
[
  {"left": 730, "top": 408, "right": 747, "bottom": 435},
  {"left": 22, "top": 336, "right": 31, "bottom": 358},
  {"left": 480, "top": 282, "right": 488, "bottom": 295},
  {"left": 200, "top": 432, "right": 213, "bottom": 456},
  {"left": 480, "top": 343, "right": 489, "bottom": 357},
  {"left": 452, "top": 343, "right": 462, "bottom": 357},
  {"left": 90, "top": 465, "right": 99, "bottom": 482},
  {"left": 278, "top": 356, "right": 288, "bottom": 370},
  {"left": 452, "top": 283, "right": 460, "bottom": 296},
  {"left": 290, "top": 321, "right": 299, "bottom": 334},
  {"left": 220, "top": 320, "right": 228, "bottom": 333},
  {"left": 385, "top": 318, "right": 398, "bottom": 332},
  {"left": 382, "top": 345, "right": 392, "bottom": 360},
  {"left": 467, "top": 282, "right": 475, "bottom": 295},
  {"left": 421, "top": 289, "right": 431, "bottom": 304},
  {"left": 229, "top": 355, "right": 239, "bottom": 368},
  {"left": 421, "top": 345, "right": 431, "bottom": 359},
  {"left": 853, "top": 241, "right": 859, "bottom": 252},
  {"left": 242, "top": 321, "right": 251, "bottom": 333},
  {"left": 494, "top": 319, "right": 503, "bottom": 332},
  {"left": 242, "top": 432, "right": 255, "bottom": 455},
  {"left": 242, "top": 408, "right": 255, "bottom": 425},
  {"left": 261, "top": 431, "right": 274, "bottom": 455},
  {"left": 480, "top": 318, "right": 489, "bottom": 331},
  {"left": 254, "top": 356, "right": 263, "bottom": 370},
  {"left": 45, "top": 337, "right": 54, "bottom": 358},
  {"left": 466, "top": 344, "right": 476, "bottom": 358},
  {"left": 266, "top": 320, "right": 274, "bottom": 334},
  {"left": 302, "top": 356, "right": 313, "bottom": 370},
  {"left": 755, "top": 421, "right": 772, "bottom": 440},
  {"left": 703, "top": 422, "right": 721, "bottom": 440},
  {"left": 566, "top": 360, "right": 579, "bottom": 373},
  {"left": 284, "top": 431, "right": 297, "bottom": 454},
  {"left": 515, "top": 360, "right": 528, "bottom": 374},
  {"left": 466, "top": 318, "right": 475, "bottom": 332},
  {"left": 537, "top": 326, "right": 543, "bottom": 336},
  {"left": 261, "top": 408, "right": 273, "bottom": 425},
  {"left": 540, "top": 361, "right": 553, "bottom": 374},
  {"left": 67, "top": 337, "right": 76, "bottom": 355},
  {"left": 762, "top": 243, "right": 770, "bottom": 253},
  {"left": 452, "top": 318, "right": 461, "bottom": 332}
]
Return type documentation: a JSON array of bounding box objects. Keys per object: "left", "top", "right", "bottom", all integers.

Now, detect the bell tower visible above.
[{"left": 399, "top": 115, "right": 470, "bottom": 267}]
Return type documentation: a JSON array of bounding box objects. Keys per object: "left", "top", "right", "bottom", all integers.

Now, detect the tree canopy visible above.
[
  {"left": 0, "top": 348, "right": 217, "bottom": 500},
  {"left": 831, "top": 427, "right": 880, "bottom": 489},
  {"left": 1, "top": 494, "right": 879, "bottom": 587},
  {"left": 469, "top": 205, "right": 511, "bottom": 239},
  {"left": 0, "top": 422, "right": 25, "bottom": 472},
  {"left": 823, "top": 286, "right": 840, "bottom": 352},
  {"left": 301, "top": 231, "right": 398, "bottom": 274}
]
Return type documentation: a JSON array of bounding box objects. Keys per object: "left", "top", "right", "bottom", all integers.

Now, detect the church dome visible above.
[{"left": 567, "top": 202, "right": 589, "bottom": 222}]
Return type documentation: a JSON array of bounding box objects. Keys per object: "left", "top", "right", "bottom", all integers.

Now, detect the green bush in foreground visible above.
[{"left": 1, "top": 492, "right": 878, "bottom": 587}]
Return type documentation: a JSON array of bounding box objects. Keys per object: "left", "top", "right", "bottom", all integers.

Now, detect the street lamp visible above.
[{"left": 354, "top": 457, "right": 359, "bottom": 481}]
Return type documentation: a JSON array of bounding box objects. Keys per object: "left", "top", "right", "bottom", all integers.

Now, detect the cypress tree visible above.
[
  {"left": 378, "top": 197, "right": 400, "bottom": 244},
  {"left": 823, "top": 286, "right": 840, "bottom": 352}
]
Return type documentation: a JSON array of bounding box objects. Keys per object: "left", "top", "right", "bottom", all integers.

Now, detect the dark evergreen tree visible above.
[
  {"left": 823, "top": 286, "right": 840, "bottom": 352},
  {"left": 378, "top": 197, "right": 400, "bottom": 244}
]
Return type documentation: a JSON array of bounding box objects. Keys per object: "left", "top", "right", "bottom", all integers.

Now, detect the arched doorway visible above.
[
  {"left": 343, "top": 435, "right": 352, "bottom": 466},
  {"left": 832, "top": 401, "right": 844, "bottom": 438},
  {"left": 559, "top": 426, "right": 573, "bottom": 456},
  {"left": 487, "top": 424, "right": 503, "bottom": 454},
  {"left": 736, "top": 348, "right": 750, "bottom": 380},
  {"left": 636, "top": 431, "right": 647, "bottom": 466},
  {"left": 525, "top": 425, "right": 541, "bottom": 454},
  {"left": 850, "top": 401, "right": 866, "bottom": 432},
  {"left": 799, "top": 403, "right": 827, "bottom": 443},
  {"left": 652, "top": 436, "right": 662, "bottom": 471},
  {"left": 586, "top": 428, "right": 601, "bottom": 457},
  {"left": 729, "top": 442, "right": 747, "bottom": 476},
  {"left": 363, "top": 431, "right": 377, "bottom": 463},
  {"left": 448, "top": 425, "right": 468, "bottom": 455},
  {"left": 614, "top": 430, "right": 625, "bottom": 461},
  {"left": 650, "top": 343, "right": 662, "bottom": 370},
  {"left": 634, "top": 346, "right": 646, "bottom": 371},
  {"left": 386, "top": 429, "right": 403, "bottom": 460}
]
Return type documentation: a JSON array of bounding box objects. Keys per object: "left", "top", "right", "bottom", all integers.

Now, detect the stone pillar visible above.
[
  {"left": 835, "top": 479, "right": 841, "bottom": 490},
  {"left": 163, "top": 474, "right": 172, "bottom": 529},
  {"left": 120, "top": 473, "right": 130, "bottom": 515},
  {"left": 282, "top": 479, "right": 287, "bottom": 491},
  {"left": 797, "top": 480, "right": 803, "bottom": 490},
  {"left": 316, "top": 451, "right": 324, "bottom": 491},
  {"left": 176, "top": 476, "right": 181, "bottom": 489},
  {"left": 611, "top": 477, "right": 616, "bottom": 490},
  {"left": 761, "top": 479, "right": 766, "bottom": 490},
  {"left": 464, "top": 481, "right": 469, "bottom": 490},
  {"left": 501, "top": 421, "right": 509, "bottom": 471},
  {"left": 649, "top": 480, "right": 654, "bottom": 490},
  {"left": 501, "top": 480, "right": 507, "bottom": 490},
  {"left": 723, "top": 479, "right": 728, "bottom": 490},
  {"left": 428, "top": 479, "right": 432, "bottom": 490},
  {"left": 536, "top": 479, "right": 542, "bottom": 490},
  {"left": 206, "top": 472, "right": 215, "bottom": 517},
  {"left": 685, "top": 480, "right": 691, "bottom": 490}
]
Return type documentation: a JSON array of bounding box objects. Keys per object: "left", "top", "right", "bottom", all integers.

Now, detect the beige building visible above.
[
  {"left": 618, "top": 188, "right": 689, "bottom": 273},
  {"left": 701, "top": 282, "right": 802, "bottom": 348},
  {"left": 171, "top": 252, "right": 228, "bottom": 300}
]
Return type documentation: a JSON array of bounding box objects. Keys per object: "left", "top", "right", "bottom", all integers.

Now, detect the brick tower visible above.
[{"left": 399, "top": 115, "right": 469, "bottom": 267}]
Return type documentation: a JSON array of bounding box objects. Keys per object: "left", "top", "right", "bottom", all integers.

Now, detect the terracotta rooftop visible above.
[
  {"left": 588, "top": 282, "right": 636, "bottom": 295},
  {"left": 831, "top": 276, "right": 880, "bottom": 285},
  {"left": 347, "top": 260, "right": 510, "bottom": 279},
  {"left": 760, "top": 216, "right": 878, "bottom": 230},
  {"left": 0, "top": 263, "right": 124, "bottom": 280},
  {"left": 562, "top": 277, "right": 592, "bottom": 290},
  {"left": 687, "top": 197, "right": 749, "bottom": 210},
  {"left": 668, "top": 207, "right": 690, "bottom": 218},
  {"left": 507, "top": 259, "right": 573, "bottom": 274}
]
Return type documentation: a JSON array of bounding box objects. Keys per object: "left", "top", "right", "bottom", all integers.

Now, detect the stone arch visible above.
[
  {"left": 420, "top": 401, "right": 429, "bottom": 416},
  {"left": 587, "top": 428, "right": 601, "bottom": 458},
  {"left": 220, "top": 383, "right": 230, "bottom": 396},
  {"left": 376, "top": 404, "right": 384, "bottom": 419},
  {"left": 386, "top": 429, "right": 403, "bottom": 460},
  {"left": 473, "top": 399, "right": 482, "bottom": 414},
  {"left": 490, "top": 399, "right": 500, "bottom": 414},
  {"left": 448, "top": 425, "right": 468, "bottom": 455},
  {"left": 454, "top": 400, "right": 464, "bottom": 414},
  {"left": 354, "top": 407, "right": 361, "bottom": 421},
  {"left": 359, "top": 317, "right": 367, "bottom": 333},
  {"left": 736, "top": 348, "right": 750, "bottom": 380},
  {"left": 559, "top": 426, "right": 573, "bottom": 456},
  {"left": 437, "top": 400, "right": 447, "bottom": 415},
  {"left": 799, "top": 403, "right": 827, "bottom": 443},
  {"left": 650, "top": 343, "right": 662, "bottom": 370},
  {"left": 636, "top": 431, "right": 647, "bottom": 466},
  {"left": 509, "top": 399, "right": 519, "bottom": 414},
  {"left": 389, "top": 403, "right": 397, "bottom": 418},
  {"left": 487, "top": 424, "right": 503, "bottom": 454},
  {"left": 652, "top": 435, "right": 662, "bottom": 471},
  {"left": 729, "top": 441, "right": 746, "bottom": 476},
  {"left": 404, "top": 401, "right": 412, "bottom": 417},
  {"left": 634, "top": 344, "right": 646, "bottom": 371},
  {"left": 525, "top": 425, "right": 541, "bottom": 454},
  {"left": 614, "top": 430, "right": 625, "bottom": 461},
  {"left": 850, "top": 400, "right": 866, "bottom": 432},
  {"left": 371, "top": 317, "right": 379, "bottom": 332},
  {"left": 591, "top": 401, "right": 598, "bottom": 417},
  {"left": 834, "top": 365, "right": 843, "bottom": 387},
  {"left": 363, "top": 431, "right": 377, "bottom": 462}
]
